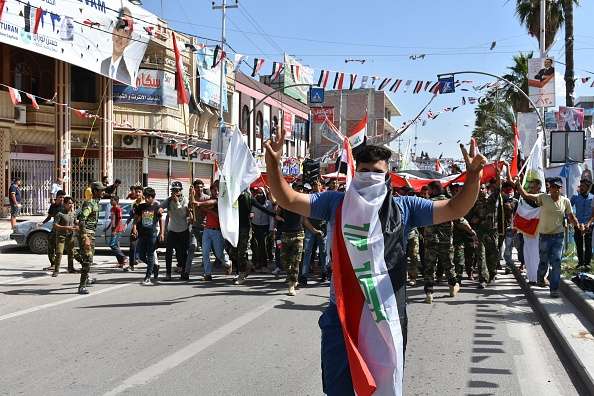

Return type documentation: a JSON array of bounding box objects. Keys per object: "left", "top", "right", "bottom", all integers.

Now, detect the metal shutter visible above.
[
  {"left": 113, "top": 159, "right": 143, "bottom": 198},
  {"left": 10, "top": 158, "right": 54, "bottom": 215},
  {"left": 170, "top": 160, "right": 192, "bottom": 200},
  {"left": 71, "top": 157, "right": 100, "bottom": 204},
  {"left": 148, "top": 159, "right": 169, "bottom": 200},
  {"left": 193, "top": 162, "right": 213, "bottom": 188}
]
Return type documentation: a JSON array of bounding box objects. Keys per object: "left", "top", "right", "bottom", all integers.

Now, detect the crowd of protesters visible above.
[{"left": 10, "top": 155, "right": 593, "bottom": 299}]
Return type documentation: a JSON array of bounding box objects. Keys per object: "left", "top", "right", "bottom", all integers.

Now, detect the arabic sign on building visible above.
[
  {"left": 113, "top": 69, "right": 178, "bottom": 107},
  {"left": 0, "top": 0, "right": 157, "bottom": 87},
  {"left": 196, "top": 46, "right": 228, "bottom": 112},
  {"left": 312, "top": 107, "right": 334, "bottom": 124}
]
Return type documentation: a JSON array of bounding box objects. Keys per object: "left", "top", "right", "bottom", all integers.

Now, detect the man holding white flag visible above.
[
  {"left": 218, "top": 127, "right": 261, "bottom": 248},
  {"left": 264, "top": 124, "right": 486, "bottom": 396}
]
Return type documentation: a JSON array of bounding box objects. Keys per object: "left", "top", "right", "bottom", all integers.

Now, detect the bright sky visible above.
[{"left": 143, "top": 0, "right": 594, "bottom": 159}]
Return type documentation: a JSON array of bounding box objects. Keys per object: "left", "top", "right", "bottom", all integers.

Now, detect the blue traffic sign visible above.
[
  {"left": 309, "top": 87, "right": 325, "bottom": 104},
  {"left": 438, "top": 76, "right": 455, "bottom": 94}
]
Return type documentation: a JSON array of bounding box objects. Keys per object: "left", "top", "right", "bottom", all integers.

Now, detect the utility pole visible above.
[
  {"left": 539, "top": 0, "right": 547, "bottom": 170},
  {"left": 212, "top": 0, "right": 238, "bottom": 164}
]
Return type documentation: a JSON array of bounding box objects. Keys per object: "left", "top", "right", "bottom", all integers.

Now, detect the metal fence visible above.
[{"left": 10, "top": 159, "right": 54, "bottom": 215}]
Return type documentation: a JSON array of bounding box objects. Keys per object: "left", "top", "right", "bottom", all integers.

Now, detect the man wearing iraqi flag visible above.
[{"left": 265, "top": 126, "right": 486, "bottom": 395}]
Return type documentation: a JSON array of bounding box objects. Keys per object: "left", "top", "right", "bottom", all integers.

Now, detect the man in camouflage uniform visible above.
[
  {"left": 74, "top": 181, "right": 104, "bottom": 294},
  {"left": 423, "top": 181, "right": 458, "bottom": 303},
  {"left": 468, "top": 175, "right": 502, "bottom": 288},
  {"left": 449, "top": 183, "right": 478, "bottom": 285},
  {"left": 407, "top": 228, "right": 420, "bottom": 287},
  {"left": 278, "top": 184, "right": 305, "bottom": 296}
]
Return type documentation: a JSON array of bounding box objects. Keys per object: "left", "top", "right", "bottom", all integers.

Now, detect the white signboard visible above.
[
  {"left": 517, "top": 112, "right": 540, "bottom": 155},
  {"left": 528, "top": 57, "right": 556, "bottom": 108},
  {"left": 0, "top": 0, "right": 157, "bottom": 87}
]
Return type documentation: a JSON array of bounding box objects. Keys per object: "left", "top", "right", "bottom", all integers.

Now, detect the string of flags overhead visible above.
[{"left": 0, "top": 83, "right": 217, "bottom": 158}]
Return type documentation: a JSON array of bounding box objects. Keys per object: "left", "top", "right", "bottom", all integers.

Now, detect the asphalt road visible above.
[{"left": 0, "top": 242, "right": 580, "bottom": 395}]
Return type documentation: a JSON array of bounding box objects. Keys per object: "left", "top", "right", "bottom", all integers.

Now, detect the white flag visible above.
[
  {"left": 218, "top": 128, "right": 261, "bottom": 246},
  {"left": 522, "top": 132, "right": 545, "bottom": 192}
]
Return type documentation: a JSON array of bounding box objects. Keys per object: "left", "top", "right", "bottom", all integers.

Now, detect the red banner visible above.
[
  {"left": 312, "top": 106, "right": 334, "bottom": 124},
  {"left": 283, "top": 113, "right": 293, "bottom": 138}
]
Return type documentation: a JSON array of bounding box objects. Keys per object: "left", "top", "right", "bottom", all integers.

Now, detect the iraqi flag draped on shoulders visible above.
[
  {"left": 513, "top": 133, "right": 545, "bottom": 236},
  {"left": 218, "top": 127, "right": 261, "bottom": 247},
  {"left": 332, "top": 136, "right": 404, "bottom": 396}
]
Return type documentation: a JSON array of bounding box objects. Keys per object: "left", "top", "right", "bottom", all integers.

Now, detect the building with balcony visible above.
[
  {"left": 0, "top": 15, "right": 232, "bottom": 214},
  {"left": 233, "top": 71, "right": 310, "bottom": 171}
]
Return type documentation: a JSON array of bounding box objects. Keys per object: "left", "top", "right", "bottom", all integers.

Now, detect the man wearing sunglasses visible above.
[
  {"left": 100, "top": 7, "right": 133, "bottom": 85},
  {"left": 161, "top": 181, "right": 192, "bottom": 281}
]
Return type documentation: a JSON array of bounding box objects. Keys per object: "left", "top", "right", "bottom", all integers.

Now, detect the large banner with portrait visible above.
[
  {"left": 528, "top": 57, "right": 556, "bottom": 108},
  {"left": 113, "top": 69, "right": 178, "bottom": 108},
  {"left": 196, "top": 46, "right": 228, "bottom": 112},
  {"left": 0, "top": 0, "right": 157, "bottom": 87}
]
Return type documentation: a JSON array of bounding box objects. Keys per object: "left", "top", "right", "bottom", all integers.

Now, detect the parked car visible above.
[{"left": 10, "top": 199, "right": 136, "bottom": 254}]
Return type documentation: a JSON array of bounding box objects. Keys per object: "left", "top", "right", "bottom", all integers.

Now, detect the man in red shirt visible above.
[
  {"left": 195, "top": 181, "right": 230, "bottom": 280},
  {"left": 105, "top": 195, "right": 128, "bottom": 268}
]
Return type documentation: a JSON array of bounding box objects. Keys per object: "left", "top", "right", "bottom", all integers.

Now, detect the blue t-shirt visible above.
[
  {"left": 9, "top": 183, "right": 21, "bottom": 204},
  {"left": 309, "top": 191, "right": 434, "bottom": 303},
  {"left": 570, "top": 193, "right": 593, "bottom": 224}
]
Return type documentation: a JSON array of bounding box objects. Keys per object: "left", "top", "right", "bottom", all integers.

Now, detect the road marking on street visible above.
[
  {"left": 103, "top": 296, "right": 282, "bottom": 396},
  {"left": 0, "top": 283, "right": 132, "bottom": 322}
]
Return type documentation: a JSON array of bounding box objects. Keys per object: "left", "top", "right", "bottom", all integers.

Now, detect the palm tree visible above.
[
  {"left": 502, "top": 52, "right": 533, "bottom": 113},
  {"left": 472, "top": 93, "right": 516, "bottom": 160},
  {"left": 515, "top": 0, "right": 579, "bottom": 106}
]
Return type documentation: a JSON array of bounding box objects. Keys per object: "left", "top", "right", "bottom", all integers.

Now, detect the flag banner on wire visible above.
[
  {"left": 272, "top": 62, "right": 285, "bottom": 81},
  {"left": 317, "top": 69, "right": 330, "bottom": 88},
  {"left": 349, "top": 74, "right": 358, "bottom": 90},
  {"left": 212, "top": 45, "right": 226, "bottom": 69},
  {"left": 333, "top": 72, "right": 345, "bottom": 90},
  {"left": 251, "top": 58, "right": 265, "bottom": 77},
  {"left": 7, "top": 87, "right": 21, "bottom": 105}
]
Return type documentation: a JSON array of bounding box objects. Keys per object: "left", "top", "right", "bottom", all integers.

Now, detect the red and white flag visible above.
[
  {"left": 349, "top": 112, "right": 367, "bottom": 149},
  {"left": 340, "top": 136, "right": 356, "bottom": 189},
  {"left": 213, "top": 159, "right": 220, "bottom": 182},
  {"left": 333, "top": 72, "right": 345, "bottom": 90},
  {"left": 172, "top": 32, "right": 189, "bottom": 104},
  {"left": 33, "top": 7, "right": 43, "bottom": 34},
  {"left": 26, "top": 93, "right": 39, "bottom": 109},
  {"left": 251, "top": 58, "right": 265, "bottom": 77},
  {"left": 7, "top": 87, "right": 22, "bottom": 105},
  {"left": 272, "top": 62, "right": 284, "bottom": 81},
  {"left": 435, "top": 159, "right": 445, "bottom": 174},
  {"left": 513, "top": 200, "right": 540, "bottom": 236},
  {"left": 317, "top": 69, "right": 330, "bottom": 88},
  {"left": 510, "top": 123, "right": 520, "bottom": 178},
  {"left": 0, "top": 0, "right": 6, "bottom": 21}
]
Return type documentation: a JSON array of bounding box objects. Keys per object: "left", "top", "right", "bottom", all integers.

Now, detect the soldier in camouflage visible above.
[
  {"left": 423, "top": 181, "right": 459, "bottom": 304},
  {"left": 74, "top": 181, "right": 104, "bottom": 294},
  {"left": 467, "top": 171, "right": 502, "bottom": 288},
  {"left": 449, "top": 183, "right": 478, "bottom": 285}
]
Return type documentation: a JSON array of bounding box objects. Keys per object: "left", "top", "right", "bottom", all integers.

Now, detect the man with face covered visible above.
[
  {"left": 100, "top": 7, "right": 133, "bottom": 85},
  {"left": 264, "top": 125, "right": 486, "bottom": 395}
]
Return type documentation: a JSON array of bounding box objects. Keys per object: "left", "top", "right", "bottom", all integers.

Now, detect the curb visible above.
[
  {"left": 511, "top": 266, "right": 594, "bottom": 395},
  {"left": 559, "top": 278, "right": 594, "bottom": 330}
]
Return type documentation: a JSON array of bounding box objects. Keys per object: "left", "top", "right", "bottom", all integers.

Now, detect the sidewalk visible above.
[
  {"left": 0, "top": 216, "right": 45, "bottom": 242},
  {"left": 512, "top": 265, "right": 594, "bottom": 395}
]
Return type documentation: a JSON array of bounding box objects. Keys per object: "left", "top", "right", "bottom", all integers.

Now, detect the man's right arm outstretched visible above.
[{"left": 264, "top": 126, "right": 312, "bottom": 218}]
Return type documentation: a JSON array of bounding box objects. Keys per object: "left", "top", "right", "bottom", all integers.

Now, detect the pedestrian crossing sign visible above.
[{"left": 309, "top": 87, "right": 324, "bottom": 104}]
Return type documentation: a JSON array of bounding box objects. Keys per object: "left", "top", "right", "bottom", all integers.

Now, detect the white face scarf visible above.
[{"left": 351, "top": 172, "right": 387, "bottom": 200}]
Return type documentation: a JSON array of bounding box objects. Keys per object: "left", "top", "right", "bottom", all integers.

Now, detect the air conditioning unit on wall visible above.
[
  {"left": 14, "top": 105, "right": 26, "bottom": 124},
  {"left": 122, "top": 135, "right": 141, "bottom": 149}
]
